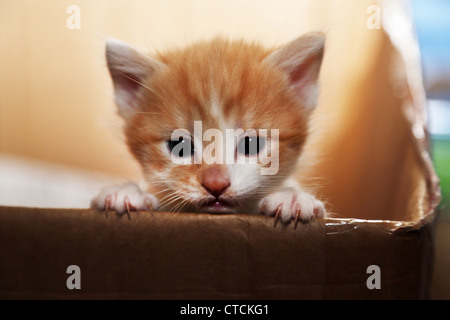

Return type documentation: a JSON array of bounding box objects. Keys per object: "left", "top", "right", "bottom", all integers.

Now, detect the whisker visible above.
[
  {"left": 158, "top": 191, "right": 183, "bottom": 205},
  {"left": 132, "top": 111, "right": 159, "bottom": 115},
  {"left": 158, "top": 193, "right": 178, "bottom": 204},
  {"left": 178, "top": 200, "right": 192, "bottom": 213},
  {"left": 161, "top": 195, "right": 184, "bottom": 209},
  {"left": 172, "top": 198, "right": 190, "bottom": 213},
  {"left": 120, "top": 72, "right": 167, "bottom": 102}
]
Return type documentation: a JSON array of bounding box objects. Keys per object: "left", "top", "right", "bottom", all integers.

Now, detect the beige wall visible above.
[{"left": 0, "top": 0, "right": 382, "bottom": 179}]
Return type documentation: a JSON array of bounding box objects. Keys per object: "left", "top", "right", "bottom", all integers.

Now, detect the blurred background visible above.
[
  {"left": 410, "top": 0, "right": 450, "bottom": 300},
  {"left": 411, "top": 0, "right": 450, "bottom": 217},
  {"left": 0, "top": 0, "right": 449, "bottom": 298}
]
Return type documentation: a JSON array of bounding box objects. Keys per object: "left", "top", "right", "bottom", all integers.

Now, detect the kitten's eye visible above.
[
  {"left": 237, "top": 136, "right": 266, "bottom": 156},
  {"left": 167, "top": 137, "right": 195, "bottom": 158}
]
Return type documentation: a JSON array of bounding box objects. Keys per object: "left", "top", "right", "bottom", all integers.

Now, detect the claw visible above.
[
  {"left": 294, "top": 205, "right": 301, "bottom": 229},
  {"left": 273, "top": 204, "right": 283, "bottom": 227},
  {"left": 125, "top": 206, "right": 131, "bottom": 220},
  {"left": 145, "top": 198, "right": 153, "bottom": 213},
  {"left": 124, "top": 196, "right": 133, "bottom": 220},
  {"left": 104, "top": 195, "right": 112, "bottom": 218}
]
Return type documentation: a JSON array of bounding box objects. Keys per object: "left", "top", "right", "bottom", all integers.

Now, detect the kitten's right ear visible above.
[
  {"left": 105, "top": 39, "right": 165, "bottom": 118},
  {"left": 265, "top": 32, "right": 325, "bottom": 112}
]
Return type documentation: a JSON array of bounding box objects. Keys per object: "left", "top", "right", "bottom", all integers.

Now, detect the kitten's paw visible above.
[
  {"left": 90, "top": 182, "right": 158, "bottom": 217},
  {"left": 259, "top": 190, "right": 325, "bottom": 225}
]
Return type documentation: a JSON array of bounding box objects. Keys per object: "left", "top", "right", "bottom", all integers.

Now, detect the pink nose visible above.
[{"left": 201, "top": 166, "right": 230, "bottom": 198}]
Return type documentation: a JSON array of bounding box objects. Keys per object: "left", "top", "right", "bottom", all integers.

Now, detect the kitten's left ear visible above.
[
  {"left": 265, "top": 32, "right": 325, "bottom": 111},
  {"left": 105, "top": 39, "right": 166, "bottom": 119}
]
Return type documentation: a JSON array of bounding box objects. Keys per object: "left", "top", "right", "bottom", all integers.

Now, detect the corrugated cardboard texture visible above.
[{"left": 0, "top": 206, "right": 436, "bottom": 299}]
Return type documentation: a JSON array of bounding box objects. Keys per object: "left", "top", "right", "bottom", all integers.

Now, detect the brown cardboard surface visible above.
[
  {"left": 431, "top": 219, "right": 450, "bottom": 299},
  {"left": 0, "top": 205, "right": 436, "bottom": 299}
]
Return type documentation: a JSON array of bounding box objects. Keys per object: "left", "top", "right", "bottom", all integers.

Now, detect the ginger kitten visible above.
[{"left": 91, "top": 32, "right": 327, "bottom": 223}]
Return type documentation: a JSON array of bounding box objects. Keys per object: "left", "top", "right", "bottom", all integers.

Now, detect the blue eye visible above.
[
  {"left": 168, "top": 137, "right": 195, "bottom": 158},
  {"left": 237, "top": 136, "right": 266, "bottom": 156}
]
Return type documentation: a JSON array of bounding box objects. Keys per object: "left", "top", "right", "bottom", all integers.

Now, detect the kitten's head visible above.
[{"left": 105, "top": 33, "right": 325, "bottom": 214}]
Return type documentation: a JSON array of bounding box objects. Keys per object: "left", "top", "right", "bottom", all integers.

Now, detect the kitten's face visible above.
[{"left": 106, "top": 34, "right": 324, "bottom": 213}]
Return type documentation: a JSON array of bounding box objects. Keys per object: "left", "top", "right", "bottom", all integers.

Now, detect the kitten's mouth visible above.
[{"left": 200, "top": 198, "right": 237, "bottom": 214}]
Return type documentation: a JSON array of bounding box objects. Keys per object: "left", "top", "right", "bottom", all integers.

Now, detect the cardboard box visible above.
[
  {"left": 0, "top": 4, "right": 441, "bottom": 300},
  {"left": 0, "top": 205, "right": 439, "bottom": 299}
]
